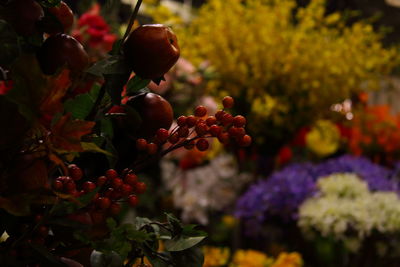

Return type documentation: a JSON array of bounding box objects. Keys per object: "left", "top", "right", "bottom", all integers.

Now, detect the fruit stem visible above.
[
  {"left": 86, "top": 84, "right": 106, "bottom": 121},
  {"left": 122, "top": 0, "right": 143, "bottom": 44}
]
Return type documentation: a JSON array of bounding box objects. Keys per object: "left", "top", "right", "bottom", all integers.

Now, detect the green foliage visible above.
[
  {"left": 0, "top": 20, "right": 20, "bottom": 66},
  {"left": 64, "top": 84, "right": 101, "bottom": 119}
]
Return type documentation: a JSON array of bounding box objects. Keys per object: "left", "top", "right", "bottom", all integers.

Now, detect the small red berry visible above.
[
  {"left": 97, "top": 176, "right": 108, "bottom": 187},
  {"left": 90, "top": 211, "right": 105, "bottom": 224},
  {"left": 228, "top": 127, "right": 246, "bottom": 138},
  {"left": 218, "top": 132, "right": 230, "bottom": 144},
  {"left": 96, "top": 197, "right": 111, "bottom": 210},
  {"left": 127, "top": 195, "right": 139, "bottom": 207},
  {"left": 196, "top": 138, "right": 209, "bottom": 151},
  {"left": 195, "top": 123, "right": 208, "bottom": 136},
  {"left": 68, "top": 164, "right": 83, "bottom": 181},
  {"left": 111, "top": 178, "right": 123, "bottom": 189},
  {"left": 146, "top": 142, "right": 158, "bottom": 155},
  {"left": 206, "top": 116, "right": 217, "bottom": 126},
  {"left": 104, "top": 188, "right": 114, "bottom": 198},
  {"left": 177, "top": 116, "right": 187, "bottom": 126},
  {"left": 168, "top": 132, "right": 180, "bottom": 144},
  {"left": 64, "top": 181, "right": 76, "bottom": 193},
  {"left": 215, "top": 110, "right": 226, "bottom": 121},
  {"left": 221, "top": 113, "right": 234, "bottom": 126},
  {"left": 82, "top": 181, "right": 96, "bottom": 193},
  {"left": 53, "top": 180, "right": 63, "bottom": 191},
  {"left": 120, "top": 184, "right": 133, "bottom": 196},
  {"left": 186, "top": 115, "right": 197, "bottom": 127},
  {"left": 155, "top": 128, "right": 169, "bottom": 143},
  {"left": 136, "top": 138, "right": 148, "bottom": 151},
  {"left": 222, "top": 96, "right": 234, "bottom": 109},
  {"left": 209, "top": 125, "right": 222, "bottom": 137},
  {"left": 124, "top": 173, "right": 138, "bottom": 186},
  {"left": 177, "top": 126, "right": 189, "bottom": 138},
  {"left": 239, "top": 135, "right": 252, "bottom": 147},
  {"left": 105, "top": 169, "right": 118, "bottom": 179},
  {"left": 135, "top": 182, "right": 147, "bottom": 194},
  {"left": 109, "top": 202, "right": 122, "bottom": 215},
  {"left": 194, "top": 105, "right": 207, "bottom": 117},
  {"left": 233, "top": 115, "right": 246, "bottom": 127}
]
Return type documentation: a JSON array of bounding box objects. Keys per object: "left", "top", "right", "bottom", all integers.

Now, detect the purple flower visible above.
[{"left": 235, "top": 155, "right": 398, "bottom": 225}]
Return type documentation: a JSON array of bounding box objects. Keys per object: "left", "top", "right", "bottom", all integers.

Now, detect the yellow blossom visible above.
[
  {"left": 230, "top": 249, "right": 273, "bottom": 267},
  {"left": 271, "top": 252, "right": 303, "bottom": 267},
  {"left": 305, "top": 120, "right": 340, "bottom": 157},
  {"left": 203, "top": 246, "right": 231, "bottom": 267}
]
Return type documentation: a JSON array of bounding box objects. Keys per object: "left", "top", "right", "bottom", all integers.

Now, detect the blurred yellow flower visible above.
[
  {"left": 222, "top": 215, "right": 237, "bottom": 228},
  {"left": 203, "top": 246, "right": 231, "bottom": 267},
  {"left": 230, "top": 249, "right": 273, "bottom": 267},
  {"left": 271, "top": 252, "right": 303, "bottom": 267},
  {"left": 305, "top": 120, "right": 340, "bottom": 157}
]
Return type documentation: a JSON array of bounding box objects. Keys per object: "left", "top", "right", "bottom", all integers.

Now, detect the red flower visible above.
[{"left": 277, "top": 146, "right": 293, "bottom": 166}]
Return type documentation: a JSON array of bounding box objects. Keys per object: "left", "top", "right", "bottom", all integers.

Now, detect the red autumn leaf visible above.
[
  {"left": 40, "top": 69, "right": 71, "bottom": 118},
  {"left": 51, "top": 113, "right": 95, "bottom": 152}
]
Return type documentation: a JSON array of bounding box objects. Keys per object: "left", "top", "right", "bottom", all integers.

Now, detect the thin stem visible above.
[{"left": 122, "top": 0, "right": 143, "bottom": 43}]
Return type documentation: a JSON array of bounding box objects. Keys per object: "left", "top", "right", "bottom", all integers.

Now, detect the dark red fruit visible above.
[
  {"left": 47, "top": 1, "right": 74, "bottom": 34},
  {"left": 196, "top": 138, "right": 209, "bottom": 151},
  {"left": 124, "top": 173, "right": 138, "bottom": 186},
  {"left": 37, "top": 34, "right": 89, "bottom": 75},
  {"left": 96, "top": 197, "right": 111, "bottom": 210},
  {"left": 168, "top": 133, "right": 180, "bottom": 144},
  {"left": 111, "top": 178, "right": 123, "bottom": 189},
  {"left": 184, "top": 139, "right": 195, "bottom": 150},
  {"left": 135, "top": 182, "right": 147, "bottom": 194},
  {"left": 82, "top": 181, "right": 96, "bottom": 193},
  {"left": 233, "top": 115, "right": 246, "bottom": 127},
  {"left": 177, "top": 116, "right": 187, "bottom": 127},
  {"left": 215, "top": 110, "right": 226, "bottom": 121},
  {"left": 53, "top": 180, "right": 63, "bottom": 191},
  {"left": 123, "top": 24, "right": 180, "bottom": 79},
  {"left": 239, "top": 135, "right": 252, "bottom": 147},
  {"left": 120, "top": 184, "right": 133, "bottom": 196},
  {"left": 68, "top": 164, "right": 83, "bottom": 181},
  {"left": 222, "top": 96, "right": 234, "bottom": 109},
  {"left": 221, "top": 114, "right": 234, "bottom": 126},
  {"left": 97, "top": 176, "right": 108, "bottom": 187},
  {"left": 194, "top": 106, "right": 207, "bottom": 117},
  {"left": 127, "top": 195, "right": 139, "bottom": 207},
  {"left": 155, "top": 128, "right": 169, "bottom": 143},
  {"left": 126, "top": 93, "right": 173, "bottom": 138},
  {"left": 146, "top": 143, "right": 158, "bottom": 155},
  {"left": 186, "top": 115, "right": 197, "bottom": 128},
  {"left": 195, "top": 123, "right": 208, "bottom": 136},
  {"left": 218, "top": 132, "right": 230, "bottom": 144},
  {"left": 177, "top": 126, "right": 189, "bottom": 138},
  {"left": 206, "top": 116, "right": 217, "bottom": 126},
  {"left": 105, "top": 169, "right": 118, "bottom": 179},
  {"left": 209, "top": 125, "right": 222, "bottom": 137},
  {"left": 136, "top": 138, "right": 148, "bottom": 151},
  {"left": 1, "top": 0, "right": 44, "bottom": 36}
]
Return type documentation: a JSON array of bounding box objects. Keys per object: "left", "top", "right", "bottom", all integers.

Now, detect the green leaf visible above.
[
  {"left": 126, "top": 76, "right": 150, "bottom": 95},
  {"left": 165, "top": 213, "right": 183, "bottom": 236},
  {"left": 81, "top": 142, "right": 114, "bottom": 157},
  {"left": 164, "top": 236, "right": 206, "bottom": 252},
  {"left": 100, "top": 117, "right": 114, "bottom": 139},
  {"left": 125, "top": 227, "right": 152, "bottom": 243},
  {"left": 135, "top": 217, "right": 152, "bottom": 230},
  {"left": 106, "top": 218, "right": 117, "bottom": 230},
  {"left": 64, "top": 85, "right": 100, "bottom": 119},
  {"left": 86, "top": 55, "right": 130, "bottom": 78},
  {"left": 170, "top": 246, "right": 204, "bottom": 267},
  {"left": 52, "top": 187, "right": 100, "bottom": 215},
  {"left": 38, "top": 0, "right": 62, "bottom": 8},
  {"left": 0, "top": 20, "right": 20, "bottom": 66}
]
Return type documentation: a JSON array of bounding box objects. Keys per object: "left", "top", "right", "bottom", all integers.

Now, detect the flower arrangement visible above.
[
  {"left": 298, "top": 173, "right": 400, "bottom": 252},
  {"left": 235, "top": 155, "right": 398, "bottom": 224},
  {"left": 179, "top": 0, "right": 399, "bottom": 148},
  {"left": 203, "top": 246, "right": 303, "bottom": 267}
]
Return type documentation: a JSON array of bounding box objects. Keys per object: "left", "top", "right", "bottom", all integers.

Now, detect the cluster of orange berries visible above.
[
  {"left": 135, "top": 96, "right": 252, "bottom": 155},
  {"left": 52, "top": 165, "right": 146, "bottom": 222}
]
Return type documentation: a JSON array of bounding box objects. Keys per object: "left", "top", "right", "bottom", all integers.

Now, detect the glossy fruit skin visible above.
[
  {"left": 123, "top": 24, "right": 180, "bottom": 79},
  {"left": 126, "top": 93, "right": 173, "bottom": 138},
  {"left": 46, "top": 1, "right": 74, "bottom": 34},
  {"left": 1, "top": 0, "right": 44, "bottom": 36},
  {"left": 37, "top": 33, "right": 89, "bottom": 75}
]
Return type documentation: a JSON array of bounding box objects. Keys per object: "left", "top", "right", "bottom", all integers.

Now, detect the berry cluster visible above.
[
  {"left": 135, "top": 96, "right": 252, "bottom": 155},
  {"left": 52, "top": 165, "right": 146, "bottom": 224}
]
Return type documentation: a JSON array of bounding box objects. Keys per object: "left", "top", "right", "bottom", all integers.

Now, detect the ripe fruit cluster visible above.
[
  {"left": 52, "top": 165, "right": 146, "bottom": 224},
  {"left": 135, "top": 96, "right": 252, "bottom": 156}
]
